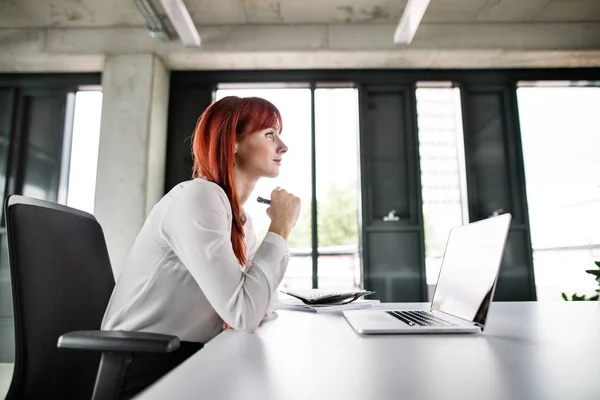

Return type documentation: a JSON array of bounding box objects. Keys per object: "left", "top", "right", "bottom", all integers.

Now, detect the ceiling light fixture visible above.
[
  {"left": 159, "top": 0, "right": 201, "bottom": 47},
  {"left": 132, "top": 0, "right": 170, "bottom": 40},
  {"left": 393, "top": 0, "right": 431, "bottom": 44}
]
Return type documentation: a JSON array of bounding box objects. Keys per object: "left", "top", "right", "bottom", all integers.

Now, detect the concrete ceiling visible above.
[
  {"left": 1, "top": 0, "right": 599, "bottom": 72},
  {"left": 1, "top": 0, "right": 600, "bottom": 29}
]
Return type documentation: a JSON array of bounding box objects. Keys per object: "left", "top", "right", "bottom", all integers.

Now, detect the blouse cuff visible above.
[{"left": 263, "top": 231, "right": 289, "bottom": 251}]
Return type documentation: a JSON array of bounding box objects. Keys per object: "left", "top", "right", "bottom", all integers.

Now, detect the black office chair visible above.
[{"left": 4, "top": 195, "right": 180, "bottom": 400}]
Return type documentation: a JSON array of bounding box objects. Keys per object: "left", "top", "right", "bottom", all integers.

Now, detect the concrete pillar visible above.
[{"left": 95, "top": 54, "right": 169, "bottom": 278}]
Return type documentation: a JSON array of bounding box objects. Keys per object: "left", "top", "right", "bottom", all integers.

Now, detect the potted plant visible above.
[{"left": 561, "top": 261, "right": 600, "bottom": 301}]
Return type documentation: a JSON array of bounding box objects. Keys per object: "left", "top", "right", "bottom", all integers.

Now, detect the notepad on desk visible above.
[
  {"left": 278, "top": 289, "right": 380, "bottom": 313},
  {"left": 280, "top": 289, "right": 376, "bottom": 305},
  {"left": 278, "top": 299, "right": 381, "bottom": 314}
]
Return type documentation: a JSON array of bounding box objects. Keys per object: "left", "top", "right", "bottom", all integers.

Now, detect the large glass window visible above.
[
  {"left": 20, "top": 93, "right": 72, "bottom": 202},
  {"left": 416, "top": 84, "right": 469, "bottom": 298},
  {"left": 216, "top": 85, "right": 361, "bottom": 290},
  {"left": 66, "top": 90, "right": 103, "bottom": 214},
  {"left": 0, "top": 88, "right": 102, "bottom": 213},
  {"left": 315, "top": 88, "right": 361, "bottom": 290},
  {"left": 517, "top": 84, "right": 600, "bottom": 301}
]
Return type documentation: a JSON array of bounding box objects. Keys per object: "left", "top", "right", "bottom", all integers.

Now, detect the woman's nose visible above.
[{"left": 278, "top": 139, "right": 288, "bottom": 154}]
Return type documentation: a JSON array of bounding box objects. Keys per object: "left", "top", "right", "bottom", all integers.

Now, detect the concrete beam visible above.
[
  {"left": 32, "top": 23, "right": 600, "bottom": 52},
  {"left": 163, "top": 49, "right": 600, "bottom": 69},
  {"left": 1, "top": 23, "right": 600, "bottom": 71}
]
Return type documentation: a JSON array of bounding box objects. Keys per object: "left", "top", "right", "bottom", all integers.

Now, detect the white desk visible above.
[{"left": 136, "top": 302, "right": 600, "bottom": 400}]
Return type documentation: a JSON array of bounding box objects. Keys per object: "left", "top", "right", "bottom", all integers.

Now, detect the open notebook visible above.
[{"left": 280, "top": 289, "right": 376, "bottom": 305}]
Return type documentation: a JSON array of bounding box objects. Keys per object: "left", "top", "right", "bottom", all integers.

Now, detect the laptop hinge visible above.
[{"left": 431, "top": 308, "right": 483, "bottom": 330}]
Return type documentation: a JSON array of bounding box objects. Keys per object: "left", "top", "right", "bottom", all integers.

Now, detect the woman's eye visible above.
[{"left": 266, "top": 132, "right": 275, "bottom": 139}]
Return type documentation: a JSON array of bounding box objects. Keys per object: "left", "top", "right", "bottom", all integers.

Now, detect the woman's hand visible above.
[{"left": 266, "top": 187, "right": 301, "bottom": 240}]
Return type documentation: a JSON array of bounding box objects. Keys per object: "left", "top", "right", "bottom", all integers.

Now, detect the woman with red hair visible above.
[{"left": 101, "top": 96, "right": 300, "bottom": 397}]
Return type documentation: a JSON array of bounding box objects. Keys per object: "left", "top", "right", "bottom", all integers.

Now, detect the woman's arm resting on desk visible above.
[
  {"left": 224, "top": 239, "right": 289, "bottom": 330},
  {"left": 265, "top": 245, "right": 289, "bottom": 310},
  {"left": 161, "top": 184, "right": 289, "bottom": 333}
]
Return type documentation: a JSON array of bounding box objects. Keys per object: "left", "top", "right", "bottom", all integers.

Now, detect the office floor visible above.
[{"left": 0, "top": 363, "right": 13, "bottom": 397}]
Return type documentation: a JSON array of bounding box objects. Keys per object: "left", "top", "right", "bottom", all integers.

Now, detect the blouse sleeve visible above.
[
  {"left": 265, "top": 253, "right": 289, "bottom": 315},
  {"left": 160, "top": 182, "right": 288, "bottom": 332}
]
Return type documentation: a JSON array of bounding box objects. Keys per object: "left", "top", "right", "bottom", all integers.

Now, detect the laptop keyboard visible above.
[{"left": 386, "top": 310, "right": 456, "bottom": 327}]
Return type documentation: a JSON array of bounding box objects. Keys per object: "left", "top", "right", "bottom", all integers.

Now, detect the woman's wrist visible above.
[{"left": 268, "top": 223, "right": 290, "bottom": 240}]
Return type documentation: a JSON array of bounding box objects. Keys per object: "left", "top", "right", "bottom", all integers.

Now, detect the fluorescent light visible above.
[
  {"left": 393, "top": 0, "right": 430, "bottom": 44},
  {"left": 133, "top": 0, "right": 170, "bottom": 40},
  {"left": 160, "top": 0, "right": 201, "bottom": 47}
]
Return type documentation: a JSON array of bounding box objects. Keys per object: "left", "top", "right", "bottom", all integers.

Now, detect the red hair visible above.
[{"left": 191, "top": 96, "right": 283, "bottom": 266}]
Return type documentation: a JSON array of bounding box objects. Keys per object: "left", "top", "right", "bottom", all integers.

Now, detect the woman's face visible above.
[{"left": 235, "top": 127, "right": 288, "bottom": 179}]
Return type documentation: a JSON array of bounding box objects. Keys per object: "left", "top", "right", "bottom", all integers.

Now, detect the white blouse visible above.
[{"left": 101, "top": 178, "right": 289, "bottom": 343}]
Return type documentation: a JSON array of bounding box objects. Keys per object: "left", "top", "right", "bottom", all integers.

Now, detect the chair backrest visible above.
[{"left": 4, "top": 195, "right": 115, "bottom": 399}]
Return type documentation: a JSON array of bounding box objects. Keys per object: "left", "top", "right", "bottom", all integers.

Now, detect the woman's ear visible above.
[{"left": 234, "top": 144, "right": 238, "bottom": 154}]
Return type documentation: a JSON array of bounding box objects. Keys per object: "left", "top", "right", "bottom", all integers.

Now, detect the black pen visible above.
[{"left": 257, "top": 196, "right": 271, "bottom": 205}]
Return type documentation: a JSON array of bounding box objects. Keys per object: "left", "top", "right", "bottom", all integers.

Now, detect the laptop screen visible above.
[{"left": 431, "top": 214, "right": 511, "bottom": 326}]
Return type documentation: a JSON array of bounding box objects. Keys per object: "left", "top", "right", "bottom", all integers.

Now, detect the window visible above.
[
  {"left": 517, "top": 83, "right": 600, "bottom": 301},
  {"left": 215, "top": 85, "right": 362, "bottom": 290},
  {"left": 0, "top": 87, "right": 102, "bottom": 214},
  {"left": 66, "top": 90, "right": 103, "bottom": 214},
  {"left": 315, "top": 88, "right": 361, "bottom": 290},
  {"left": 415, "top": 84, "right": 469, "bottom": 297}
]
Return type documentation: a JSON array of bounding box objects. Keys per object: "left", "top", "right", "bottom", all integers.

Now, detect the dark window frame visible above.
[{"left": 0, "top": 73, "right": 101, "bottom": 226}]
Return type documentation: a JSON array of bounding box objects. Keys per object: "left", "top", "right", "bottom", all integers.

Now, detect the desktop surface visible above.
[{"left": 135, "top": 302, "right": 600, "bottom": 400}]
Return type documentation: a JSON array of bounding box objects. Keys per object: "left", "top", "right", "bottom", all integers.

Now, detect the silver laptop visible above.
[{"left": 343, "top": 213, "right": 512, "bottom": 334}]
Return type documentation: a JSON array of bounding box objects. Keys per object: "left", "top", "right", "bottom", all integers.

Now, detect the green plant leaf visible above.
[{"left": 560, "top": 261, "right": 600, "bottom": 301}]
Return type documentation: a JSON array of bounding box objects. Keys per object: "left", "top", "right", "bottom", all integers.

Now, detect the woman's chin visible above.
[{"left": 264, "top": 169, "right": 280, "bottom": 179}]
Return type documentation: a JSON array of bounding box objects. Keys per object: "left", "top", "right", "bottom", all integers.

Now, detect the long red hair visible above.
[{"left": 191, "top": 96, "right": 283, "bottom": 266}]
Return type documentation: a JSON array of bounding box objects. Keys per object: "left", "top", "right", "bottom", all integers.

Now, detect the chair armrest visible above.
[{"left": 57, "top": 330, "right": 180, "bottom": 353}]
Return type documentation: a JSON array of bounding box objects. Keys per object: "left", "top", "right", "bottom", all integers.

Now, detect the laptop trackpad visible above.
[
  {"left": 370, "top": 315, "right": 396, "bottom": 323},
  {"left": 354, "top": 314, "right": 397, "bottom": 324}
]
